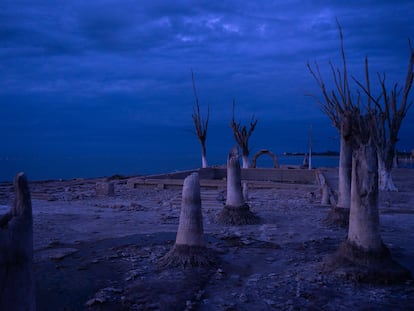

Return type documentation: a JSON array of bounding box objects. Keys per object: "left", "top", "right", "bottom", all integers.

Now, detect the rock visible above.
[
  {"left": 264, "top": 299, "right": 277, "bottom": 306},
  {"left": 96, "top": 182, "right": 115, "bottom": 196},
  {"left": 239, "top": 293, "right": 248, "bottom": 302},
  {"left": 49, "top": 248, "right": 79, "bottom": 260},
  {"left": 85, "top": 287, "right": 122, "bottom": 307}
]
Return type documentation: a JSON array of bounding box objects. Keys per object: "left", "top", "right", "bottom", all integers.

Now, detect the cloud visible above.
[
  {"left": 1, "top": 0, "right": 413, "bottom": 126},
  {"left": 1, "top": 0, "right": 414, "bottom": 181}
]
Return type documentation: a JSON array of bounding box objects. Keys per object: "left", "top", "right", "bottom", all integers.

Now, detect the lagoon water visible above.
[
  {"left": 0, "top": 153, "right": 341, "bottom": 182},
  {"left": 1, "top": 121, "right": 411, "bottom": 182}
]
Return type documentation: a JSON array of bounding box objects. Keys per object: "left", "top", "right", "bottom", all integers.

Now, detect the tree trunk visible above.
[
  {"left": 0, "top": 173, "right": 36, "bottom": 311},
  {"left": 337, "top": 118, "right": 352, "bottom": 209},
  {"left": 378, "top": 150, "right": 397, "bottom": 191},
  {"left": 324, "top": 140, "right": 410, "bottom": 283},
  {"left": 159, "top": 173, "right": 216, "bottom": 267},
  {"left": 201, "top": 143, "right": 208, "bottom": 168},
  {"left": 241, "top": 152, "right": 249, "bottom": 200},
  {"left": 378, "top": 158, "right": 397, "bottom": 191},
  {"left": 226, "top": 148, "right": 245, "bottom": 207},
  {"left": 215, "top": 147, "right": 259, "bottom": 225},
  {"left": 325, "top": 117, "right": 352, "bottom": 228},
  {"left": 175, "top": 173, "right": 205, "bottom": 247},
  {"left": 348, "top": 141, "right": 382, "bottom": 251},
  {"left": 241, "top": 154, "right": 249, "bottom": 169}
]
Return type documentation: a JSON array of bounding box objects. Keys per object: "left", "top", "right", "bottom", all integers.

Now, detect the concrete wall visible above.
[
  {"left": 200, "top": 167, "right": 316, "bottom": 184},
  {"left": 129, "top": 167, "right": 317, "bottom": 189}
]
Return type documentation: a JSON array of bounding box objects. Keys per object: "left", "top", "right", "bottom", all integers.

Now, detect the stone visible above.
[{"left": 96, "top": 182, "right": 115, "bottom": 196}]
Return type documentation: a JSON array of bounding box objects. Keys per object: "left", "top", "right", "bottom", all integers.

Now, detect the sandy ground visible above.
[{"left": 1, "top": 168, "right": 413, "bottom": 310}]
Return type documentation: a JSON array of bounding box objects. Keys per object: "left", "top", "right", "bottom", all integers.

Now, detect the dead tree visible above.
[
  {"left": 307, "top": 21, "right": 353, "bottom": 223},
  {"left": 354, "top": 44, "right": 414, "bottom": 191},
  {"left": 191, "top": 71, "right": 210, "bottom": 168},
  {"left": 230, "top": 100, "right": 258, "bottom": 169},
  {"left": 324, "top": 106, "right": 411, "bottom": 283},
  {"left": 311, "top": 25, "right": 411, "bottom": 282},
  {"left": 0, "top": 172, "right": 36, "bottom": 311},
  {"left": 215, "top": 147, "right": 260, "bottom": 225},
  {"left": 158, "top": 172, "right": 217, "bottom": 267}
]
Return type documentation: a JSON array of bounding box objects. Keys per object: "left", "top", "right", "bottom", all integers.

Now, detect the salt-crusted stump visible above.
[
  {"left": 0, "top": 172, "right": 36, "bottom": 311},
  {"left": 323, "top": 240, "right": 411, "bottom": 284},
  {"left": 158, "top": 173, "right": 217, "bottom": 268},
  {"left": 215, "top": 147, "right": 260, "bottom": 225},
  {"left": 317, "top": 172, "right": 349, "bottom": 228},
  {"left": 322, "top": 142, "right": 411, "bottom": 284},
  {"left": 324, "top": 206, "right": 350, "bottom": 229}
]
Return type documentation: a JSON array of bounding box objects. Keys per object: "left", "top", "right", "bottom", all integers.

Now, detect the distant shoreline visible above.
[
  {"left": 1, "top": 166, "right": 414, "bottom": 185},
  {"left": 283, "top": 151, "right": 413, "bottom": 157},
  {"left": 1, "top": 153, "right": 412, "bottom": 183},
  {"left": 283, "top": 152, "right": 339, "bottom": 156}
]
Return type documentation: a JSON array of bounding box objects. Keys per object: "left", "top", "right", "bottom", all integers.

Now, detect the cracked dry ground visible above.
[{"left": 1, "top": 168, "right": 413, "bottom": 310}]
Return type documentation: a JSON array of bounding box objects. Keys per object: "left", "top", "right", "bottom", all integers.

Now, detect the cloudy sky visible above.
[{"left": 1, "top": 1, "right": 414, "bottom": 179}]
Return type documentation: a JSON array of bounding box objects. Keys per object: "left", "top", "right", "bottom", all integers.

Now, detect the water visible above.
[
  {"left": 2, "top": 151, "right": 412, "bottom": 182},
  {"left": 0, "top": 153, "right": 340, "bottom": 182},
  {"left": 1, "top": 121, "right": 411, "bottom": 182},
  {"left": 0, "top": 121, "right": 335, "bottom": 181}
]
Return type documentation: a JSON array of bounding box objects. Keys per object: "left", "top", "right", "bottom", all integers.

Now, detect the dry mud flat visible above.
[{"left": 1, "top": 169, "right": 414, "bottom": 310}]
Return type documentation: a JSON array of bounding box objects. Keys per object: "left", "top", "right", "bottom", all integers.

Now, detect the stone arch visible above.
[{"left": 251, "top": 149, "right": 279, "bottom": 168}]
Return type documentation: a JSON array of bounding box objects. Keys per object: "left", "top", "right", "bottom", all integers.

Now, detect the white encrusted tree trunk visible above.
[
  {"left": 226, "top": 147, "right": 245, "bottom": 207},
  {"left": 347, "top": 141, "right": 382, "bottom": 251},
  {"left": 241, "top": 154, "right": 249, "bottom": 201},
  {"left": 241, "top": 154, "right": 249, "bottom": 169},
  {"left": 325, "top": 112, "right": 410, "bottom": 283},
  {"left": 378, "top": 151, "right": 397, "bottom": 192},
  {"left": 175, "top": 173, "right": 205, "bottom": 247},
  {"left": 337, "top": 116, "right": 352, "bottom": 209},
  {"left": 158, "top": 172, "right": 215, "bottom": 267},
  {"left": 215, "top": 147, "right": 259, "bottom": 225},
  {"left": 201, "top": 144, "right": 208, "bottom": 169},
  {"left": 0, "top": 172, "right": 36, "bottom": 311},
  {"left": 323, "top": 114, "right": 352, "bottom": 228}
]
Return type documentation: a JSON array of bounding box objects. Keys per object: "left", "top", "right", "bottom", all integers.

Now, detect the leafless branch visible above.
[
  {"left": 230, "top": 100, "right": 258, "bottom": 156},
  {"left": 191, "top": 70, "right": 209, "bottom": 144},
  {"left": 307, "top": 20, "right": 353, "bottom": 130}
]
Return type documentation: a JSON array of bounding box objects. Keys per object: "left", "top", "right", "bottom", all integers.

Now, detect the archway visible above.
[{"left": 251, "top": 149, "right": 279, "bottom": 168}]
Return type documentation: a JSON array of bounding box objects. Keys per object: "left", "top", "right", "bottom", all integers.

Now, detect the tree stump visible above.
[
  {"left": 323, "top": 207, "right": 350, "bottom": 229},
  {"left": 323, "top": 240, "right": 411, "bottom": 284},
  {"left": 0, "top": 173, "right": 36, "bottom": 311},
  {"left": 215, "top": 147, "right": 260, "bottom": 225},
  {"left": 158, "top": 173, "right": 217, "bottom": 268}
]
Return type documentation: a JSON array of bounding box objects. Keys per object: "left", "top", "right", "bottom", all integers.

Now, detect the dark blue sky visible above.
[{"left": 1, "top": 1, "right": 414, "bottom": 179}]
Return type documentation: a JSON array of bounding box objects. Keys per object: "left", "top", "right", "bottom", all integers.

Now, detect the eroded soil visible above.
[{"left": 1, "top": 168, "right": 413, "bottom": 310}]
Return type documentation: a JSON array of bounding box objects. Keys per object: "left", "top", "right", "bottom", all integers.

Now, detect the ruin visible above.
[{"left": 250, "top": 149, "right": 279, "bottom": 168}]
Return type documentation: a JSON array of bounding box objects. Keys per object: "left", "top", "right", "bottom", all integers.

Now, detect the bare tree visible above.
[
  {"left": 324, "top": 103, "right": 411, "bottom": 282},
  {"left": 354, "top": 45, "right": 414, "bottom": 191},
  {"left": 311, "top": 25, "right": 411, "bottom": 282},
  {"left": 191, "top": 71, "right": 210, "bottom": 168},
  {"left": 307, "top": 21, "right": 353, "bottom": 215},
  {"left": 230, "top": 100, "right": 258, "bottom": 169}
]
